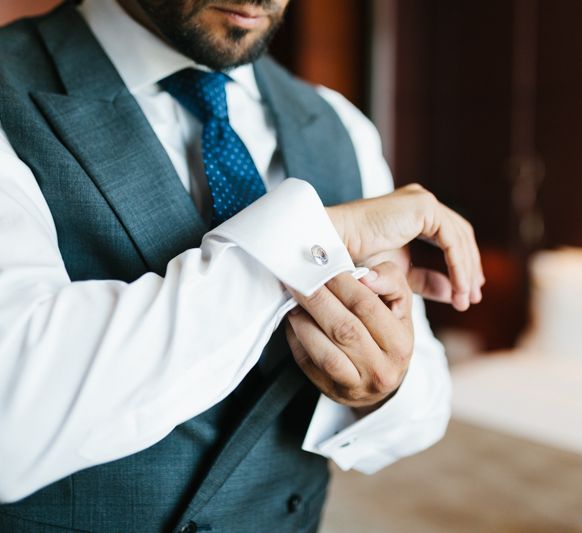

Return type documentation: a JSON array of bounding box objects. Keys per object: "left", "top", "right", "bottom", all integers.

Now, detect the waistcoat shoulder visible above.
[{"left": 254, "top": 56, "right": 363, "bottom": 206}]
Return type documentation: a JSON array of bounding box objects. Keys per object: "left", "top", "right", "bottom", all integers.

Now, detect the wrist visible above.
[
  {"left": 325, "top": 205, "right": 344, "bottom": 239},
  {"left": 326, "top": 204, "right": 363, "bottom": 264}
]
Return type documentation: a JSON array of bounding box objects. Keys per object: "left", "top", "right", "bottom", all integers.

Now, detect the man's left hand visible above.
[{"left": 285, "top": 262, "right": 414, "bottom": 412}]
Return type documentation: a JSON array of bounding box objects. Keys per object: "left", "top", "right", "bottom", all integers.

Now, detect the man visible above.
[{"left": 0, "top": 0, "right": 483, "bottom": 531}]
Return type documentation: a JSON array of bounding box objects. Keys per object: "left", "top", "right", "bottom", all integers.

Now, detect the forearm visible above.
[{"left": 0, "top": 178, "right": 355, "bottom": 502}]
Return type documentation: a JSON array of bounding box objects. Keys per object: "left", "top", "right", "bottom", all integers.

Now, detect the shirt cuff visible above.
[
  {"left": 204, "top": 178, "right": 355, "bottom": 297},
  {"left": 302, "top": 348, "right": 436, "bottom": 474}
]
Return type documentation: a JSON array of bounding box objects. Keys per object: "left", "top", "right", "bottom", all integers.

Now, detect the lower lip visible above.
[{"left": 213, "top": 7, "right": 267, "bottom": 29}]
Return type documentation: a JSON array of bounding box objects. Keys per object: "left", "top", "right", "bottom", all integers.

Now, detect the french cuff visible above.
[
  {"left": 302, "top": 349, "right": 425, "bottom": 472},
  {"left": 204, "top": 178, "right": 355, "bottom": 296}
]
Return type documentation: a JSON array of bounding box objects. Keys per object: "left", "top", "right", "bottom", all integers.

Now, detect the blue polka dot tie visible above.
[{"left": 160, "top": 69, "right": 267, "bottom": 227}]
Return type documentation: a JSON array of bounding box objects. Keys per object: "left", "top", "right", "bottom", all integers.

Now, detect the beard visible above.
[{"left": 136, "top": 0, "right": 286, "bottom": 71}]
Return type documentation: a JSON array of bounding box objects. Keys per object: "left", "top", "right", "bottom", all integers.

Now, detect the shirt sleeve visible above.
[
  {"left": 0, "top": 126, "right": 355, "bottom": 503},
  {"left": 302, "top": 87, "right": 452, "bottom": 473}
]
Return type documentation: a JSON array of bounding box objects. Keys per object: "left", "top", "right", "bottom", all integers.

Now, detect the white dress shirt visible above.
[{"left": 0, "top": 0, "right": 451, "bottom": 503}]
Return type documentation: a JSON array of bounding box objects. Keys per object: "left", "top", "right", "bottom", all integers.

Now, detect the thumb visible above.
[{"left": 360, "top": 261, "right": 411, "bottom": 320}]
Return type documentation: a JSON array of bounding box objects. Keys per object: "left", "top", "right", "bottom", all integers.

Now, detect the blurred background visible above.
[{"left": 2, "top": 0, "right": 582, "bottom": 531}]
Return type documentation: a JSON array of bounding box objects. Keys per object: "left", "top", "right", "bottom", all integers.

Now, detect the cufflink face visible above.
[{"left": 311, "top": 245, "right": 329, "bottom": 266}]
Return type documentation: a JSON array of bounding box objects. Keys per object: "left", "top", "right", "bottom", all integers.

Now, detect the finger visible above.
[
  {"left": 358, "top": 262, "right": 413, "bottom": 323},
  {"left": 450, "top": 213, "right": 474, "bottom": 311},
  {"left": 451, "top": 210, "right": 482, "bottom": 304},
  {"left": 289, "top": 267, "right": 414, "bottom": 378},
  {"left": 407, "top": 267, "right": 453, "bottom": 303},
  {"left": 289, "top": 278, "right": 390, "bottom": 378},
  {"left": 431, "top": 213, "right": 471, "bottom": 311},
  {"left": 466, "top": 228, "right": 483, "bottom": 304},
  {"left": 325, "top": 269, "right": 411, "bottom": 361},
  {"left": 450, "top": 208, "right": 485, "bottom": 306},
  {"left": 287, "top": 282, "right": 379, "bottom": 366},
  {"left": 286, "top": 320, "right": 402, "bottom": 407},
  {"left": 465, "top": 221, "right": 486, "bottom": 300},
  {"left": 358, "top": 262, "right": 414, "bottom": 359},
  {"left": 327, "top": 272, "right": 406, "bottom": 352},
  {"left": 286, "top": 308, "right": 361, "bottom": 388},
  {"left": 284, "top": 319, "right": 339, "bottom": 395},
  {"left": 453, "top": 220, "right": 472, "bottom": 311},
  {"left": 458, "top": 213, "right": 485, "bottom": 288}
]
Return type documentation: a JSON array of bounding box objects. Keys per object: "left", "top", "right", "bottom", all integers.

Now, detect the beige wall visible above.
[{"left": 0, "top": 0, "right": 59, "bottom": 25}]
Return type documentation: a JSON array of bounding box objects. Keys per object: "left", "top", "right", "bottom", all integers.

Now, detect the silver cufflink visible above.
[{"left": 311, "top": 245, "right": 329, "bottom": 266}]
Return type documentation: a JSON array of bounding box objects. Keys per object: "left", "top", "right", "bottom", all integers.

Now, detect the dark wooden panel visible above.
[
  {"left": 536, "top": 0, "right": 582, "bottom": 247},
  {"left": 390, "top": 0, "right": 524, "bottom": 349},
  {"left": 426, "top": 0, "right": 515, "bottom": 245},
  {"left": 390, "top": 0, "right": 433, "bottom": 187},
  {"left": 271, "top": 0, "right": 369, "bottom": 111},
  {"left": 391, "top": 0, "right": 515, "bottom": 245}
]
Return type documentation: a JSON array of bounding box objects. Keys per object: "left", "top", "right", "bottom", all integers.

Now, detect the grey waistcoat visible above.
[{"left": 0, "top": 2, "right": 362, "bottom": 532}]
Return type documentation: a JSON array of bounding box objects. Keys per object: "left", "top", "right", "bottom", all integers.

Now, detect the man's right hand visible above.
[{"left": 326, "top": 183, "right": 485, "bottom": 311}]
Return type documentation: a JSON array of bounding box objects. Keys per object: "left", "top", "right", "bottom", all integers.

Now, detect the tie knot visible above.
[{"left": 160, "top": 69, "right": 230, "bottom": 122}]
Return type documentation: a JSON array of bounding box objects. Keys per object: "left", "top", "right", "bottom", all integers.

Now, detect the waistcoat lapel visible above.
[
  {"left": 31, "top": 2, "right": 207, "bottom": 275},
  {"left": 254, "top": 56, "right": 363, "bottom": 206}
]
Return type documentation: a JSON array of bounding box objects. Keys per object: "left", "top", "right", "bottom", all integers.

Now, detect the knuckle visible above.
[
  {"left": 369, "top": 370, "right": 399, "bottom": 395},
  {"left": 408, "top": 183, "right": 438, "bottom": 206},
  {"left": 405, "top": 182, "right": 425, "bottom": 193},
  {"left": 352, "top": 297, "right": 377, "bottom": 321},
  {"left": 420, "top": 187, "right": 437, "bottom": 205},
  {"left": 386, "top": 262, "right": 409, "bottom": 288},
  {"left": 343, "top": 387, "right": 367, "bottom": 403},
  {"left": 458, "top": 215, "right": 471, "bottom": 230},
  {"left": 460, "top": 218, "right": 476, "bottom": 239},
  {"left": 331, "top": 319, "right": 362, "bottom": 346},
  {"left": 383, "top": 260, "right": 400, "bottom": 275},
  {"left": 392, "top": 342, "right": 413, "bottom": 365},
  {"left": 377, "top": 260, "right": 402, "bottom": 280}
]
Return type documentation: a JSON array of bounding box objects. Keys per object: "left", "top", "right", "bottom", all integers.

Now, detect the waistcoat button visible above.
[
  {"left": 287, "top": 493, "right": 303, "bottom": 513},
  {"left": 179, "top": 522, "right": 197, "bottom": 533}
]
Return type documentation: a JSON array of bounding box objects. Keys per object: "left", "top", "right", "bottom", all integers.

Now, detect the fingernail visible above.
[{"left": 362, "top": 270, "right": 378, "bottom": 283}]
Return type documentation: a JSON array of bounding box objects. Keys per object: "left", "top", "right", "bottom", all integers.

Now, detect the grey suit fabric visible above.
[{"left": 0, "top": 2, "right": 363, "bottom": 531}]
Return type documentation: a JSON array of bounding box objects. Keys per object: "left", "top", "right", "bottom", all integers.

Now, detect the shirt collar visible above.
[{"left": 78, "top": 0, "right": 262, "bottom": 100}]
